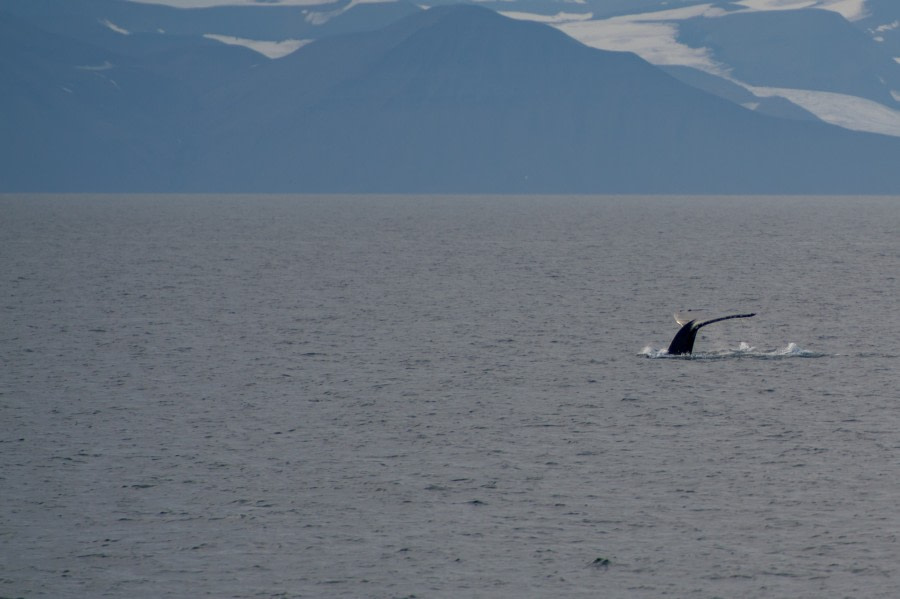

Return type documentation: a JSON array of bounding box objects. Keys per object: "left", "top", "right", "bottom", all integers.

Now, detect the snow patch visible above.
[
  {"left": 536, "top": 0, "right": 895, "bottom": 136},
  {"left": 742, "top": 83, "right": 900, "bottom": 136},
  {"left": 604, "top": 3, "right": 731, "bottom": 21},
  {"left": 556, "top": 16, "right": 724, "bottom": 72},
  {"left": 542, "top": 0, "right": 868, "bottom": 72},
  {"left": 76, "top": 61, "right": 114, "bottom": 71},
  {"left": 203, "top": 34, "right": 311, "bottom": 58},
  {"left": 734, "top": 0, "right": 868, "bottom": 21},
  {"left": 499, "top": 11, "right": 593, "bottom": 25},
  {"left": 534, "top": 4, "right": 734, "bottom": 74},
  {"left": 305, "top": 0, "right": 398, "bottom": 25},
  {"left": 100, "top": 18, "right": 130, "bottom": 35}
]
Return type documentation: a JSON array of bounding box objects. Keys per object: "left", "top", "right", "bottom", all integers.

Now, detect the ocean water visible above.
[{"left": 2, "top": 194, "right": 900, "bottom": 599}]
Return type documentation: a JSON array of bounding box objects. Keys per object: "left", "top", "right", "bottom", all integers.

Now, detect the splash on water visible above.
[{"left": 641, "top": 342, "right": 825, "bottom": 359}]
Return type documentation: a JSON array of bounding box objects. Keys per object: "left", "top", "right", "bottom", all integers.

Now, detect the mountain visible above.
[
  {"left": 677, "top": 8, "right": 900, "bottom": 108},
  {"left": 658, "top": 65, "right": 821, "bottom": 123},
  {"left": 3, "top": 4, "right": 900, "bottom": 193},
  {"left": 1, "top": 9, "right": 180, "bottom": 190},
  {"left": 854, "top": 0, "right": 900, "bottom": 59},
  {"left": 0, "top": 0, "right": 423, "bottom": 54},
  {"left": 0, "top": 6, "right": 264, "bottom": 191},
  {"left": 5, "top": 0, "right": 898, "bottom": 135},
  {"left": 511, "top": 1, "right": 900, "bottom": 136}
]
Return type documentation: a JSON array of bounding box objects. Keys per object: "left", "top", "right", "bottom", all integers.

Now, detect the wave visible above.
[{"left": 640, "top": 342, "right": 827, "bottom": 360}]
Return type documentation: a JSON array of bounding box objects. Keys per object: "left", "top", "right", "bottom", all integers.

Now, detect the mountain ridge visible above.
[{"left": 3, "top": 4, "right": 900, "bottom": 193}]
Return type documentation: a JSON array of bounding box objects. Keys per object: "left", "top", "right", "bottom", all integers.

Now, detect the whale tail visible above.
[{"left": 667, "top": 311, "right": 756, "bottom": 355}]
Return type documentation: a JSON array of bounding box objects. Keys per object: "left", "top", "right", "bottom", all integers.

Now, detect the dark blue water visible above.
[{"left": 3, "top": 195, "right": 900, "bottom": 598}]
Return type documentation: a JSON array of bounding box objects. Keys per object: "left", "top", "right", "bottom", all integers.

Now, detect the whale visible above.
[{"left": 667, "top": 311, "right": 756, "bottom": 355}]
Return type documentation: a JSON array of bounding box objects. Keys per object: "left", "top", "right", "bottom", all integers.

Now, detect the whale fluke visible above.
[{"left": 667, "top": 311, "right": 756, "bottom": 355}]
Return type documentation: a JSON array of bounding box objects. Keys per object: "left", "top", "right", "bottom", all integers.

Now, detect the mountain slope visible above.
[
  {"left": 678, "top": 9, "right": 900, "bottom": 108},
  {"left": 0, "top": 10, "right": 190, "bottom": 190},
  {"left": 512, "top": 1, "right": 900, "bottom": 135},
  {"left": 0, "top": 4, "right": 278, "bottom": 191},
  {"left": 0, "top": 0, "right": 422, "bottom": 53}
]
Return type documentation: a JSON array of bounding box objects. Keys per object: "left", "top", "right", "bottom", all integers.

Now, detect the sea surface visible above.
[{"left": 2, "top": 194, "right": 900, "bottom": 598}]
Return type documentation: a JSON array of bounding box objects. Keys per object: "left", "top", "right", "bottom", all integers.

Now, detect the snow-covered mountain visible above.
[
  {"left": 3, "top": 3, "right": 900, "bottom": 193},
  {"left": 498, "top": 0, "right": 900, "bottom": 137},
  {"left": 4, "top": 0, "right": 897, "bottom": 136}
]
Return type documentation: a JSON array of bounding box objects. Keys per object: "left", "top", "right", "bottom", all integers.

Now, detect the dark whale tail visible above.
[{"left": 667, "top": 311, "right": 756, "bottom": 355}]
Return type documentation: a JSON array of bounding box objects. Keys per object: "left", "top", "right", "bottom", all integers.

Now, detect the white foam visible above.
[
  {"left": 641, "top": 341, "right": 824, "bottom": 359},
  {"left": 640, "top": 345, "right": 667, "bottom": 358}
]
